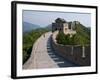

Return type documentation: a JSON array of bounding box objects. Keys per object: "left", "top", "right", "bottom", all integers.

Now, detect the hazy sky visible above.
[{"left": 23, "top": 10, "right": 91, "bottom": 27}]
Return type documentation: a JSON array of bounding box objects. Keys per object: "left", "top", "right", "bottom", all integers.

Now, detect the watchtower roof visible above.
[{"left": 55, "top": 18, "right": 67, "bottom": 23}]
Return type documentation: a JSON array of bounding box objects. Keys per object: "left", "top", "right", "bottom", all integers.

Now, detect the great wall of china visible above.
[{"left": 51, "top": 31, "right": 91, "bottom": 66}]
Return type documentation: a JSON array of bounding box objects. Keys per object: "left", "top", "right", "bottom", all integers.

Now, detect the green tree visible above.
[{"left": 23, "top": 28, "right": 49, "bottom": 64}]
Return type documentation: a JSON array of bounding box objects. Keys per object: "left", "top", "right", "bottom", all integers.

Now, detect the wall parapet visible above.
[{"left": 51, "top": 31, "right": 91, "bottom": 66}]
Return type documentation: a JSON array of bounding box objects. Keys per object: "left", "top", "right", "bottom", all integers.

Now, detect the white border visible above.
[{"left": 17, "top": 3, "right": 96, "bottom": 77}]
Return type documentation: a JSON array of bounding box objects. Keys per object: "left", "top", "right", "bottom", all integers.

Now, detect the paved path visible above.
[{"left": 23, "top": 31, "right": 77, "bottom": 69}]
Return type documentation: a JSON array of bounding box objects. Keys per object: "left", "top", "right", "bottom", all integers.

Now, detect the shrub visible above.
[{"left": 56, "top": 31, "right": 90, "bottom": 46}]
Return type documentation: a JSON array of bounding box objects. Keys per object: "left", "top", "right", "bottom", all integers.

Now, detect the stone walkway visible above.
[
  {"left": 23, "top": 32, "right": 58, "bottom": 69},
  {"left": 23, "top": 31, "right": 77, "bottom": 69}
]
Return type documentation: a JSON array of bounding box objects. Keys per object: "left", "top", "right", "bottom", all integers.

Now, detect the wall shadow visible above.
[{"left": 46, "top": 35, "right": 79, "bottom": 67}]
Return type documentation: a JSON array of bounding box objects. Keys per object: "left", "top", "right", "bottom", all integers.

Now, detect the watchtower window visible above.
[
  {"left": 55, "top": 28, "right": 57, "bottom": 30},
  {"left": 65, "top": 28, "right": 67, "bottom": 31}
]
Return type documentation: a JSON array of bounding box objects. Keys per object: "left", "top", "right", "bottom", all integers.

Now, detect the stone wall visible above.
[{"left": 51, "top": 31, "right": 91, "bottom": 66}]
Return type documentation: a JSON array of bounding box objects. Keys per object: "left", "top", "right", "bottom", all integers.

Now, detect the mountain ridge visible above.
[{"left": 23, "top": 22, "right": 41, "bottom": 32}]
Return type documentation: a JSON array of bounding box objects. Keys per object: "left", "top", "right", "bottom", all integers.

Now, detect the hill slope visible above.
[
  {"left": 45, "top": 24, "right": 52, "bottom": 31},
  {"left": 56, "top": 22, "right": 91, "bottom": 45},
  {"left": 23, "top": 22, "right": 40, "bottom": 32},
  {"left": 74, "top": 23, "right": 90, "bottom": 45}
]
